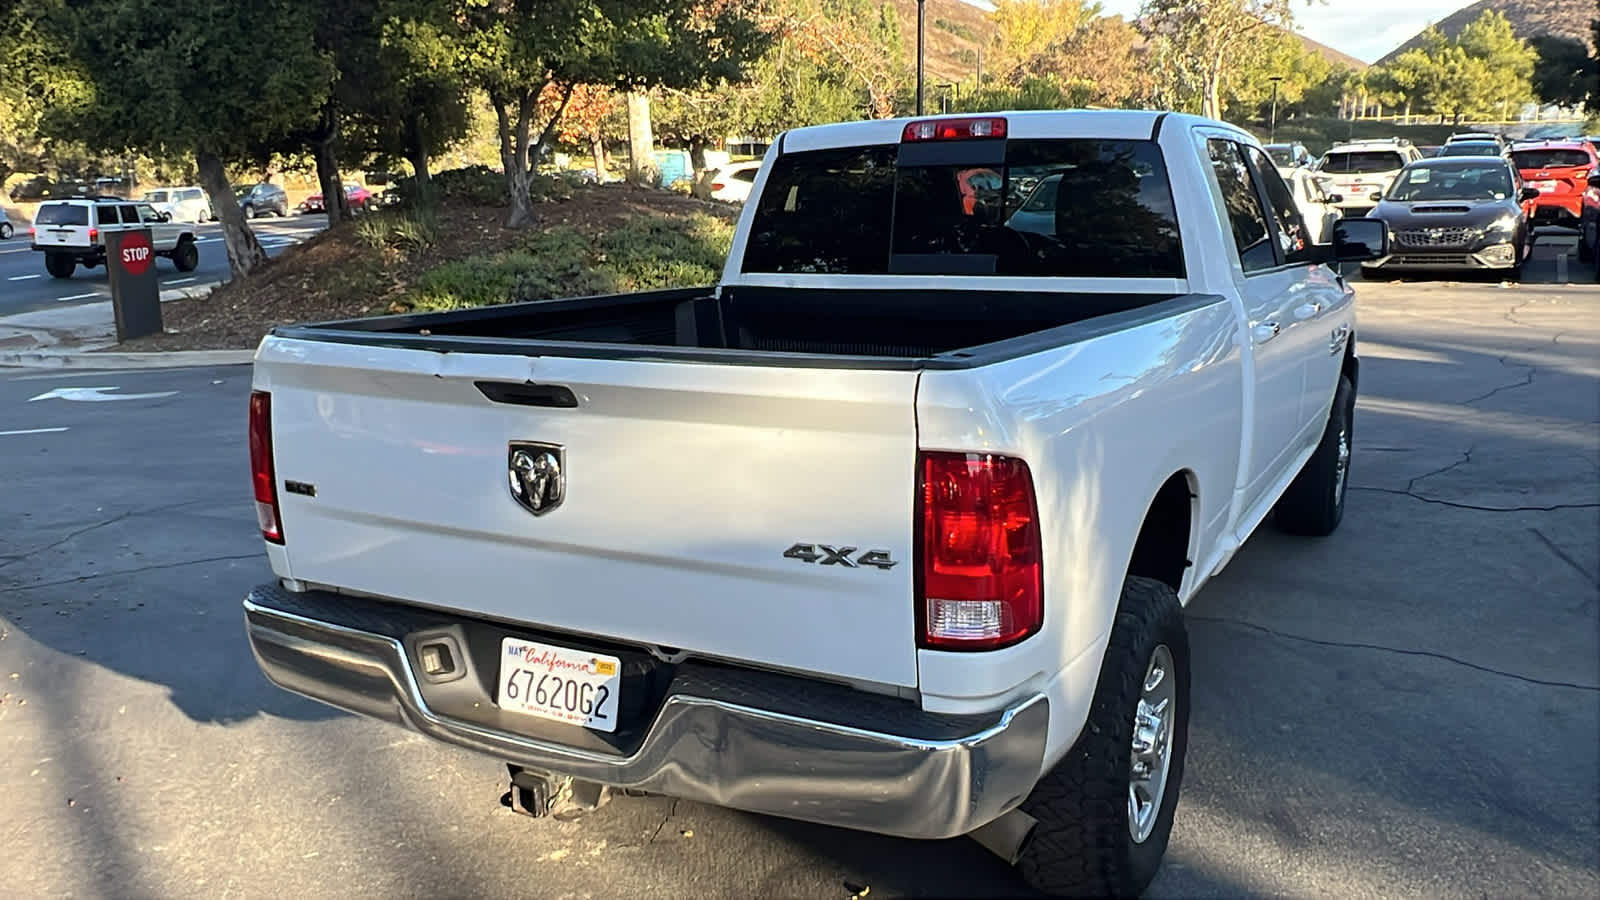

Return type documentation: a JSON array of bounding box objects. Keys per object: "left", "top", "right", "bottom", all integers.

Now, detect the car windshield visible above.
[
  {"left": 742, "top": 137, "right": 1184, "bottom": 278},
  {"left": 1320, "top": 151, "right": 1405, "bottom": 174},
  {"left": 1510, "top": 149, "right": 1592, "bottom": 169},
  {"left": 1386, "top": 163, "right": 1513, "bottom": 202},
  {"left": 143, "top": 190, "right": 170, "bottom": 202},
  {"left": 1439, "top": 143, "right": 1499, "bottom": 157},
  {"left": 234, "top": 185, "right": 254, "bottom": 197},
  {"left": 1266, "top": 147, "right": 1297, "bottom": 166},
  {"left": 33, "top": 204, "right": 89, "bottom": 226}
]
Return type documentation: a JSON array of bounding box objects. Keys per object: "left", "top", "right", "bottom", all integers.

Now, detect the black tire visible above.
[
  {"left": 1014, "top": 576, "right": 1189, "bottom": 899},
  {"left": 1578, "top": 224, "right": 1595, "bottom": 263},
  {"left": 171, "top": 239, "right": 199, "bottom": 272},
  {"left": 1274, "top": 374, "right": 1354, "bottom": 537},
  {"left": 242, "top": 204, "right": 256, "bottom": 220},
  {"left": 0, "top": 222, "right": 12, "bottom": 239},
  {"left": 44, "top": 252, "right": 75, "bottom": 279}
]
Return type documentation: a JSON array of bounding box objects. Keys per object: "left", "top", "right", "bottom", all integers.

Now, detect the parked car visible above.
[
  {"left": 1507, "top": 140, "right": 1597, "bottom": 234},
  {"left": 708, "top": 160, "right": 762, "bottom": 203},
  {"left": 1315, "top": 138, "right": 1423, "bottom": 216},
  {"left": 235, "top": 182, "right": 290, "bottom": 218},
  {"left": 29, "top": 196, "right": 199, "bottom": 278},
  {"left": 0, "top": 206, "right": 12, "bottom": 240},
  {"left": 142, "top": 186, "right": 213, "bottom": 223},
  {"left": 240, "top": 109, "right": 1386, "bottom": 899},
  {"left": 1436, "top": 140, "right": 1507, "bottom": 159},
  {"left": 299, "top": 182, "right": 372, "bottom": 214},
  {"left": 1360, "top": 156, "right": 1537, "bottom": 279},
  {"left": 1280, "top": 167, "right": 1345, "bottom": 244},
  {"left": 1445, "top": 131, "right": 1507, "bottom": 151},
  {"left": 1263, "top": 141, "right": 1315, "bottom": 175}
]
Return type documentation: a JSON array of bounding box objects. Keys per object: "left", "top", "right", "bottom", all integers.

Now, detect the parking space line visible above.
[
  {"left": 165, "top": 277, "right": 196, "bottom": 285},
  {"left": 7, "top": 274, "right": 41, "bottom": 281},
  {"left": 0, "top": 427, "right": 69, "bottom": 436},
  {"left": 58, "top": 292, "right": 107, "bottom": 301}
]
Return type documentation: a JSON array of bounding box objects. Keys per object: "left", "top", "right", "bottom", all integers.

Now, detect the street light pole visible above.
[
  {"left": 1269, "top": 75, "right": 1284, "bottom": 143},
  {"left": 916, "top": 0, "right": 926, "bottom": 116}
]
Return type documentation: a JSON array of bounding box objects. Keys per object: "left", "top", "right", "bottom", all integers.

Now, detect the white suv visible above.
[
  {"left": 1315, "top": 138, "right": 1423, "bottom": 216},
  {"left": 142, "top": 185, "right": 213, "bottom": 223},
  {"left": 30, "top": 197, "right": 200, "bottom": 279}
]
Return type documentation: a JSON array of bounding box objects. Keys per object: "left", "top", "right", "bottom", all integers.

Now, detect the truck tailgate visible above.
[{"left": 254, "top": 337, "right": 922, "bottom": 688}]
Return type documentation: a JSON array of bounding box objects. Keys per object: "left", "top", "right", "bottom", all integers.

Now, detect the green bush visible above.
[
  {"left": 352, "top": 207, "right": 440, "bottom": 251},
  {"left": 402, "top": 212, "right": 733, "bottom": 312}
]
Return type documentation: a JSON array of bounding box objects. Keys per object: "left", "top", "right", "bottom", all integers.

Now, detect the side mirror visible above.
[
  {"left": 1325, "top": 193, "right": 1344, "bottom": 205},
  {"left": 159, "top": 211, "right": 172, "bottom": 222},
  {"left": 1369, "top": 192, "right": 1384, "bottom": 203},
  {"left": 1332, "top": 217, "right": 1389, "bottom": 263},
  {"left": 1519, "top": 187, "right": 1540, "bottom": 202}
]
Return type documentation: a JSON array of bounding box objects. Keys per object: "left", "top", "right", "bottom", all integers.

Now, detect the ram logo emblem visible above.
[{"left": 508, "top": 442, "right": 565, "bottom": 516}]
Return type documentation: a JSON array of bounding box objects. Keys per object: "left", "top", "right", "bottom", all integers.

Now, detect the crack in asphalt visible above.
[
  {"left": 1462, "top": 362, "right": 1537, "bottom": 405},
  {"left": 1406, "top": 448, "right": 1473, "bottom": 494},
  {"left": 646, "top": 798, "right": 680, "bottom": 846},
  {"left": 0, "top": 499, "right": 220, "bottom": 571},
  {"left": 1528, "top": 527, "right": 1600, "bottom": 590},
  {"left": 0, "top": 553, "right": 260, "bottom": 596},
  {"left": 1349, "top": 486, "right": 1600, "bottom": 513},
  {"left": 1189, "top": 615, "right": 1600, "bottom": 692}
]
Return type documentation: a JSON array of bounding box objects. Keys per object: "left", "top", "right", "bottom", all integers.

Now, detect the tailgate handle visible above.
[{"left": 475, "top": 381, "right": 579, "bottom": 409}]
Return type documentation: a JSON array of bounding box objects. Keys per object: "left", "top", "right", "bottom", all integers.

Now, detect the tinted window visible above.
[
  {"left": 97, "top": 205, "right": 122, "bottom": 226},
  {"left": 1266, "top": 147, "right": 1296, "bottom": 166},
  {"left": 34, "top": 204, "right": 88, "bottom": 226},
  {"left": 1438, "top": 142, "right": 1500, "bottom": 157},
  {"left": 1510, "top": 149, "right": 1593, "bottom": 169},
  {"left": 731, "top": 169, "right": 758, "bottom": 183},
  {"left": 742, "top": 144, "right": 896, "bottom": 274},
  {"left": 1246, "top": 146, "right": 1315, "bottom": 263},
  {"left": 1206, "top": 139, "right": 1274, "bottom": 273},
  {"left": 138, "top": 204, "right": 164, "bottom": 224},
  {"left": 119, "top": 205, "right": 140, "bottom": 224},
  {"left": 1386, "top": 163, "right": 1513, "bottom": 202},
  {"left": 1321, "top": 151, "right": 1406, "bottom": 174}
]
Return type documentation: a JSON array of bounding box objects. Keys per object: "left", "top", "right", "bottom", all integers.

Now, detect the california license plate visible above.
[
  {"left": 1530, "top": 180, "right": 1556, "bottom": 193},
  {"left": 497, "top": 637, "right": 622, "bottom": 733}
]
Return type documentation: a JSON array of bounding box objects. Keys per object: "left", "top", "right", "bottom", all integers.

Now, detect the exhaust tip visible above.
[{"left": 967, "top": 808, "right": 1038, "bottom": 866}]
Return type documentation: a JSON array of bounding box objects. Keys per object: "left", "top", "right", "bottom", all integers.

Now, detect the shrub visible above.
[{"left": 352, "top": 207, "right": 440, "bottom": 251}]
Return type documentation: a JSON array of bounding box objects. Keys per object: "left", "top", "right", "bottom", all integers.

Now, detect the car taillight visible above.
[
  {"left": 902, "top": 117, "right": 1008, "bottom": 142},
  {"left": 711, "top": 182, "right": 726, "bottom": 191},
  {"left": 916, "top": 451, "right": 1042, "bottom": 651},
  {"left": 88, "top": 227, "right": 98, "bottom": 241},
  {"left": 249, "top": 391, "right": 283, "bottom": 543}
]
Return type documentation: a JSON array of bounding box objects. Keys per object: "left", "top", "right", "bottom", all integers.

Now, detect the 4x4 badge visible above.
[{"left": 507, "top": 442, "right": 565, "bottom": 516}]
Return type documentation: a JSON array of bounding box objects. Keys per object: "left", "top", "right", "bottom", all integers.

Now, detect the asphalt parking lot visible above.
[
  {"left": 0, "top": 271, "right": 1595, "bottom": 898},
  {"left": 0, "top": 215, "right": 328, "bottom": 317}
]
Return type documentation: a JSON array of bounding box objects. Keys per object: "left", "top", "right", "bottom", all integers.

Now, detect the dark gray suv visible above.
[
  {"left": 1361, "top": 157, "right": 1540, "bottom": 279},
  {"left": 235, "top": 182, "right": 289, "bottom": 218}
]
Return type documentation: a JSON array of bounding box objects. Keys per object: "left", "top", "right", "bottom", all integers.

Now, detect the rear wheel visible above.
[
  {"left": 44, "top": 252, "right": 75, "bottom": 279},
  {"left": 1013, "top": 576, "right": 1189, "bottom": 899},
  {"left": 171, "top": 239, "right": 199, "bottom": 272},
  {"left": 1275, "top": 375, "right": 1355, "bottom": 536},
  {"left": 0, "top": 222, "right": 13, "bottom": 239},
  {"left": 242, "top": 204, "right": 256, "bottom": 220}
]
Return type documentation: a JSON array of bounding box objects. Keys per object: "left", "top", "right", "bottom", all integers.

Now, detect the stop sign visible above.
[{"left": 119, "top": 231, "right": 154, "bottom": 276}]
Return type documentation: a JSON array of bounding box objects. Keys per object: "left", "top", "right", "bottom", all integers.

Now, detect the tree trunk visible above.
[
  {"left": 312, "top": 137, "right": 350, "bottom": 223},
  {"left": 195, "top": 148, "right": 268, "bottom": 278},
  {"left": 626, "top": 92, "right": 658, "bottom": 187},
  {"left": 405, "top": 111, "right": 432, "bottom": 187},
  {"left": 1202, "top": 75, "right": 1221, "bottom": 120},
  {"left": 688, "top": 137, "right": 714, "bottom": 200},
  {"left": 494, "top": 91, "right": 535, "bottom": 228},
  {"left": 590, "top": 132, "right": 608, "bottom": 183}
]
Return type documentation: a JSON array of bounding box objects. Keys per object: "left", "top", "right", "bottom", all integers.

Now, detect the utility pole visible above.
[
  {"left": 916, "top": 0, "right": 927, "bottom": 116},
  {"left": 1268, "top": 75, "right": 1283, "bottom": 143}
]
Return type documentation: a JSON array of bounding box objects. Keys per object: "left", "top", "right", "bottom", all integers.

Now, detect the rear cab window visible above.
[
  {"left": 741, "top": 137, "right": 1183, "bottom": 278},
  {"left": 34, "top": 204, "right": 89, "bottom": 227},
  {"left": 1320, "top": 151, "right": 1405, "bottom": 174},
  {"left": 1510, "top": 149, "right": 1593, "bottom": 169}
]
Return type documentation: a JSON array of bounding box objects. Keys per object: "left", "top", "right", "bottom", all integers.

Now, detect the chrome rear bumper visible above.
[{"left": 243, "top": 586, "right": 1048, "bottom": 840}]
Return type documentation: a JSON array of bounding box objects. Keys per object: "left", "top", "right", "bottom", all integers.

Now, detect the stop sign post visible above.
[{"left": 106, "top": 228, "right": 162, "bottom": 341}]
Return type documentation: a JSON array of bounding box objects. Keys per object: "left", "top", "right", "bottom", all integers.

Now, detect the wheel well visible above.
[
  {"left": 1126, "top": 472, "right": 1195, "bottom": 595},
  {"left": 1342, "top": 333, "right": 1359, "bottom": 393}
]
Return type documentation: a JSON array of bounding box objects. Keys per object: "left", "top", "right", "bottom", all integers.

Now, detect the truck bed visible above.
[{"left": 271, "top": 285, "right": 1212, "bottom": 369}]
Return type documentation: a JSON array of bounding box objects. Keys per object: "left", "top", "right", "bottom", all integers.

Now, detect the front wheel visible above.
[
  {"left": 44, "top": 252, "right": 75, "bottom": 279},
  {"left": 171, "top": 239, "right": 199, "bottom": 272},
  {"left": 0, "top": 222, "right": 13, "bottom": 239},
  {"left": 1275, "top": 374, "right": 1355, "bottom": 536},
  {"left": 1014, "top": 576, "right": 1189, "bottom": 898},
  {"left": 242, "top": 204, "right": 256, "bottom": 220}
]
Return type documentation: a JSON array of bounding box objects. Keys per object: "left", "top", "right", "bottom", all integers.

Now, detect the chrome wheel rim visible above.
[
  {"left": 1333, "top": 418, "right": 1350, "bottom": 501},
  {"left": 1128, "top": 644, "right": 1176, "bottom": 844}
]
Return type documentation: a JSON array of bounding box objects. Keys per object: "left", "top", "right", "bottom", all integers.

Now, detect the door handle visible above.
[
  {"left": 1252, "top": 322, "right": 1281, "bottom": 344},
  {"left": 1293, "top": 301, "right": 1323, "bottom": 321}
]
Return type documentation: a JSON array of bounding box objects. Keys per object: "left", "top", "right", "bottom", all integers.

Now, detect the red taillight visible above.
[
  {"left": 88, "top": 227, "right": 98, "bottom": 241},
  {"left": 916, "top": 452, "right": 1042, "bottom": 651},
  {"left": 711, "top": 182, "right": 726, "bottom": 191},
  {"left": 902, "top": 117, "right": 1008, "bottom": 143},
  {"left": 249, "top": 391, "right": 283, "bottom": 544}
]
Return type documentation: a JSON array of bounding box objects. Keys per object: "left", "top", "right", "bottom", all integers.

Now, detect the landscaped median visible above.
[{"left": 111, "top": 181, "right": 738, "bottom": 353}]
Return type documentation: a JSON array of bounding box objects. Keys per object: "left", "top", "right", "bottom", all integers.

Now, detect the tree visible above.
[
  {"left": 1223, "top": 28, "right": 1333, "bottom": 122},
  {"left": 1530, "top": 36, "right": 1596, "bottom": 109},
  {"left": 1372, "top": 12, "right": 1537, "bottom": 124},
  {"left": 540, "top": 84, "right": 620, "bottom": 181},
  {"left": 37, "top": 0, "right": 335, "bottom": 276},
  {"left": 1137, "top": 0, "right": 1297, "bottom": 119}
]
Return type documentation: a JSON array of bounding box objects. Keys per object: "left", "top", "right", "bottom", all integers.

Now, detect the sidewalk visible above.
[{"left": 0, "top": 283, "right": 256, "bottom": 369}]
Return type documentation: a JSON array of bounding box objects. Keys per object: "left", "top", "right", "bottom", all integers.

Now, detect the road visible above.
[
  {"left": 1, "top": 281, "right": 1597, "bottom": 898},
  {"left": 0, "top": 215, "right": 328, "bottom": 317}
]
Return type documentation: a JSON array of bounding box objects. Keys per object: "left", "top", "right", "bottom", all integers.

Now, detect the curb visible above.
[{"left": 0, "top": 348, "right": 255, "bottom": 370}]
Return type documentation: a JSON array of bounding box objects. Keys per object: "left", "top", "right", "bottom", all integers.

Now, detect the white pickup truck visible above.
[{"left": 242, "top": 110, "right": 1387, "bottom": 897}]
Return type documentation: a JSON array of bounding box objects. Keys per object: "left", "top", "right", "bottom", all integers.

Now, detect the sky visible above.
[{"left": 1067, "top": 1, "right": 1474, "bottom": 64}]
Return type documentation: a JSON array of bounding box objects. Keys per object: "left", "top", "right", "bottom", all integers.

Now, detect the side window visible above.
[
  {"left": 97, "top": 205, "right": 121, "bottom": 226},
  {"left": 119, "top": 205, "right": 140, "bottom": 224},
  {"left": 138, "top": 204, "right": 163, "bottom": 224},
  {"left": 1205, "top": 139, "right": 1274, "bottom": 273},
  {"left": 1245, "top": 146, "right": 1315, "bottom": 263}
]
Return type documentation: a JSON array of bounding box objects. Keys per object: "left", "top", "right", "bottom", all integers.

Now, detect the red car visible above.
[
  {"left": 297, "top": 182, "right": 373, "bottom": 215},
  {"left": 1509, "top": 140, "right": 1597, "bottom": 233}
]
